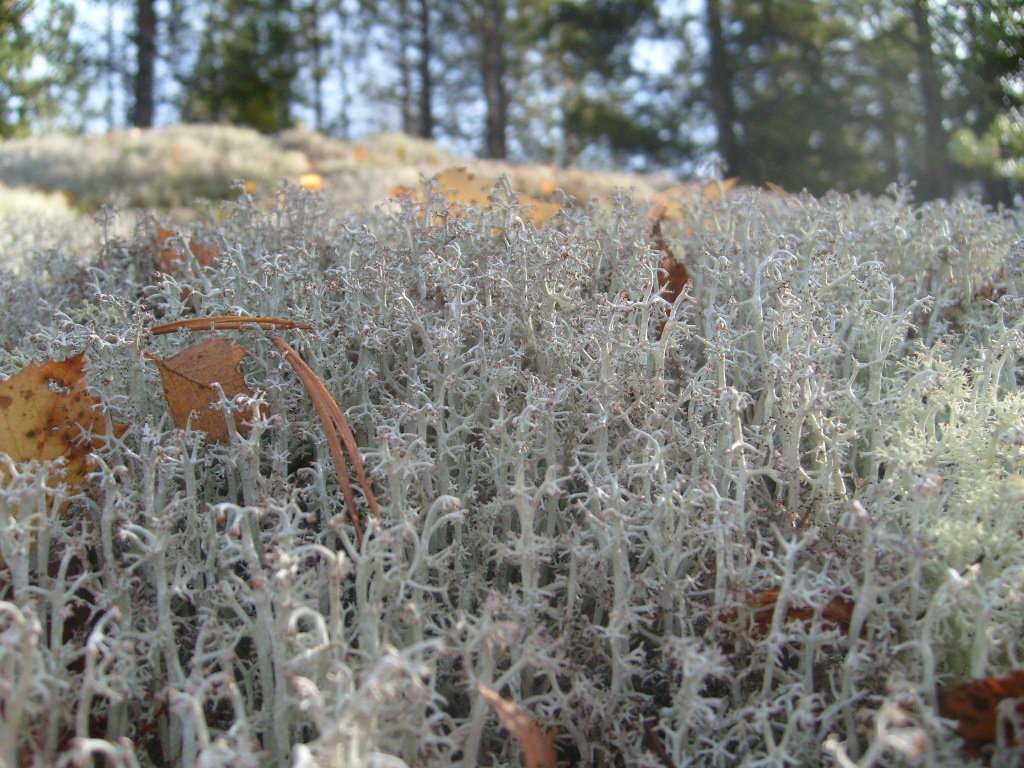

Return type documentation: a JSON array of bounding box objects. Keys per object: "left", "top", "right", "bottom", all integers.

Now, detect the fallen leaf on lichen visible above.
[
  {"left": 717, "top": 589, "right": 854, "bottom": 653},
  {"left": 299, "top": 173, "right": 323, "bottom": 191},
  {"left": 649, "top": 205, "right": 691, "bottom": 339},
  {"left": 0, "top": 353, "right": 125, "bottom": 492},
  {"left": 396, "top": 167, "right": 561, "bottom": 227},
  {"left": 156, "top": 227, "right": 219, "bottom": 274},
  {"left": 146, "top": 337, "right": 254, "bottom": 442},
  {"left": 438, "top": 167, "right": 561, "bottom": 226},
  {"left": 478, "top": 683, "right": 559, "bottom": 768},
  {"left": 938, "top": 668, "right": 1024, "bottom": 756},
  {"left": 649, "top": 177, "right": 739, "bottom": 221}
]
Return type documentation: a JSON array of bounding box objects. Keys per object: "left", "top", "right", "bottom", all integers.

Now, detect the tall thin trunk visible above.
[
  {"left": 104, "top": 0, "right": 118, "bottom": 129},
  {"left": 910, "top": 0, "right": 950, "bottom": 199},
  {"left": 417, "top": 0, "right": 433, "bottom": 139},
  {"left": 334, "top": 3, "right": 351, "bottom": 137},
  {"left": 480, "top": 0, "right": 507, "bottom": 158},
  {"left": 307, "top": 0, "right": 325, "bottom": 132},
  {"left": 398, "top": 0, "right": 414, "bottom": 134},
  {"left": 706, "top": 0, "right": 742, "bottom": 177},
  {"left": 131, "top": 0, "right": 157, "bottom": 127}
]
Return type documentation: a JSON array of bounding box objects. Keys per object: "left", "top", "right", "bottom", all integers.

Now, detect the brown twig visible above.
[
  {"left": 270, "top": 335, "right": 380, "bottom": 544},
  {"left": 151, "top": 316, "right": 313, "bottom": 335}
]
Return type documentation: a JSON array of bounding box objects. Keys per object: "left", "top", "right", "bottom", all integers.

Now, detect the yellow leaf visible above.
[
  {"left": 299, "top": 173, "right": 324, "bottom": 191},
  {"left": 649, "top": 178, "right": 739, "bottom": 221},
  {"left": 426, "top": 167, "right": 561, "bottom": 227},
  {"left": 0, "top": 353, "right": 125, "bottom": 492}
]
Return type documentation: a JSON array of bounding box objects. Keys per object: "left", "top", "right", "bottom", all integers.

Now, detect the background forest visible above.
[{"left": 2, "top": 0, "right": 1023, "bottom": 204}]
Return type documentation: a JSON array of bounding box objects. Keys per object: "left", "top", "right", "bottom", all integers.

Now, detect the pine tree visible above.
[
  {"left": 180, "top": 0, "right": 300, "bottom": 133},
  {"left": 131, "top": 0, "right": 157, "bottom": 127}
]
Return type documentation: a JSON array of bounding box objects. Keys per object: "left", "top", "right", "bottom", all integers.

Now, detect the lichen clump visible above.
[{"left": 0, "top": 174, "right": 1022, "bottom": 767}]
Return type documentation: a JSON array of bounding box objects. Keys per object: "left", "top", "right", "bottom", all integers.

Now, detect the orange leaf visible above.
[
  {"left": 478, "top": 684, "right": 559, "bottom": 768},
  {"left": 538, "top": 179, "right": 558, "bottom": 197},
  {"left": 0, "top": 353, "right": 126, "bottom": 492},
  {"left": 156, "top": 227, "right": 219, "bottom": 274},
  {"left": 146, "top": 337, "right": 254, "bottom": 442},
  {"left": 353, "top": 147, "right": 369, "bottom": 162},
  {"left": 938, "top": 669, "right": 1024, "bottom": 755}
]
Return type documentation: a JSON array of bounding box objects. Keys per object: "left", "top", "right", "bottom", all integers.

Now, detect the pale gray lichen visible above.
[{"left": 0, "top": 179, "right": 1022, "bottom": 768}]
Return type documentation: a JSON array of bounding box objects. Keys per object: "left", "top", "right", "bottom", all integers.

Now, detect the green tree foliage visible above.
[
  {"left": 700, "top": 0, "right": 1022, "bottom": 200},
  {"left": 0, "top": 0, "right": 81, "bottom": 139},
  {"left": 538, "top": 0, "right": 681, "bottom": 166},
  {"left": 706, "top": 0, "right": 916, "bottom": 194},
  {"left": 180, "top": 0, "right": 300, "bottom": 133},
  {"left": 947, "top": 1, "right": 1024, "bottom": 202}
]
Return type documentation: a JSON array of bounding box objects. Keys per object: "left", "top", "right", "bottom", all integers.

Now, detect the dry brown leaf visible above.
[
  {"left": 156, "top": 227, "right": 220, "bottom": 274},
  {"left": 478, "top": 683, "right": 559, "bottom": 768},
  {"left": 649, "top": 207, "right": 691, "bottom": 340},
  {"left": 938, "top": 668, "right": 1024, "bottom": 756},
  {"left": 146, "top": 337, "right": 254, "bottom": 442},
  {"left": 717, "top": 589, "right": 855, "bottom": 654},
  {"left": 764, "top": 181, "right": 791, "bottom": 198},
  {"left": 975, "top": 266, "right": 1008, "bottom": 301},
  {"left": 0, "top": 353, "right": 126, "bottom": 492}
]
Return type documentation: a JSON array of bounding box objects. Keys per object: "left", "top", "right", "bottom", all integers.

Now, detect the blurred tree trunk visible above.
[
  {"left": 131, "top": 0, "right": 156, "bottom": 127},
  {"left": 909, "top": 0, "right": 950, "bottom": 199},
  {"left": 416, "top": 0, "right": 434, "bottom": 138},
  {"left": 397, "top": 0, "right": 414, "bottom": 134},
  {"left": 706, "top": 0, "right": 741, "bottom": 177},
  {"left": 479, "top": 0, "right": 507, "bottom": 158},
  {"left": 299, "top": 0, "right": 328, "bottom": 132}
]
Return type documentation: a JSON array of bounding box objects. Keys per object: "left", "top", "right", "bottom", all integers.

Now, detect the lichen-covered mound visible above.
[{"left": 0, "top": 178, "right": 1021, "bottom": 767}]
